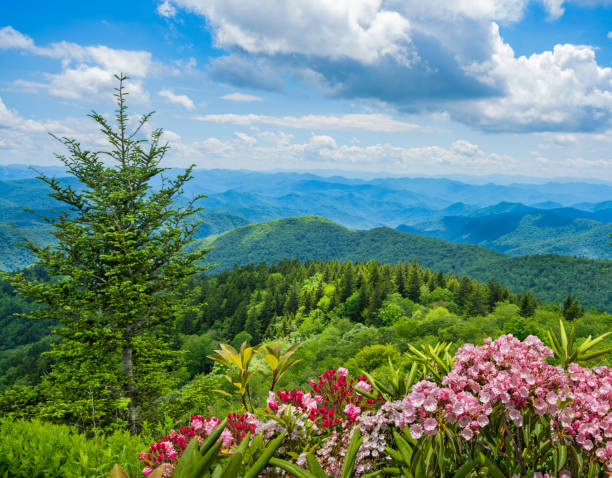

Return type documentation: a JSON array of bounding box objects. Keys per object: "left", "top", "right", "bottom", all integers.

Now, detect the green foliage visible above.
[
  {"left": 201, "top": 217, "right": 612, "bottom": 311},
  {"left": 563, "top": 293, "right": 585, "bottom": 321},
  {"left": 262, "top": 342, "right": 302, "bottom": 391},
  {"left": 0, "top": 76, "right": 210, "bottom": 432},
  {"left": 347, "top": 344, "right": 400, "bottom": 372},
  {"left": 269, "top": 428, "right": 363, "bottom": 478},
  {"left": 547, "top": 320, "right": 612, "bottom": 369},
  {"left": 0, "top": 419, "right": 145, "bottom": 478},
  {"left": 208, "top": 342, "right": 261, "bottom": 412}
]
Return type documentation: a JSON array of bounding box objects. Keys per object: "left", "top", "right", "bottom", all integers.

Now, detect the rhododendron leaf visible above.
[
  {"left": 577, "top": 331, "right": 611, "bottom": 354},
  {"left": 212, "top": 388, "right": 233, "bottom": 397},
  {"left": 236, "top": 432, "right": 251, "bottom": 456},
  {"left": 269, "top": 458, "right": 314, "bottom": 478},
  {"left": 108, "top": 464, "right": 130, "bottom": 478},
  {"left": 149, "top": 467, "right": 163, "bottom": 478},
  {"left": 244, "top": 431, "right": 286, "bottom": 478},
  {"left": 172, "top": 438, "right": 199, "bottom": 478},
  {"left": 265, "top": 353, "right": 279, "bottom": 370},
  {"left": 341, "top": 428, "right": 363, "bottom": 478},
  {"left": 560, "top": 320, "right": 569, "bottom": 355},
  {"left": 453, "top": 459, "right": 477, "bottom": 478},
  {"left": 220, "top": 450, "right": 243, "bottom": 478},
  {"left": 476, "top": 453, "right": 504, "bottom": 478},
  {"left": 392, "top": 430, "right": 414, "bottom": 464},
  {"left": 200, "top": 417, "right": 228, "bottom": 453},
  {"left": 194, "top": 439, "right": 223, "bottom": 475},
  {"left": 244, "top": 434, "right": 264, "bottom": 462},
  {"left": 577, "top": 347, "right": 612, "bottom": 362},
  {"left": 305, "top": 453, "right": 327, "bottom": 478},
  {"left": 354, "top": 386, "right": 377, "bottom": 400}
]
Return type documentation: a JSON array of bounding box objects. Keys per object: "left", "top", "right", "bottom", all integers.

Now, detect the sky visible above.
[{"left": 1, "top": 0, "right": 612, "bottom": 180}]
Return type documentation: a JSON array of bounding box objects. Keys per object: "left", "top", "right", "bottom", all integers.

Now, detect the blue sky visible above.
[{"left": 1, "top": 0, "right": 612, "bottom": 179}]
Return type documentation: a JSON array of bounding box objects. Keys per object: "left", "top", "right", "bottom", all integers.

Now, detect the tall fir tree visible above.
[{"left": 1, "top": 76, "right": 209, "bottom": 432}]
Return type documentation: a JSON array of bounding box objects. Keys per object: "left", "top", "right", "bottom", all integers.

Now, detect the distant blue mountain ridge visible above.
[{"left": 0, "top": 166, "right": 610, "bottom": 271}]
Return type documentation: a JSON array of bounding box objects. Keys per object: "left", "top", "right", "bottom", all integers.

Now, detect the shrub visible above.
[{"left": 0, "top": 419, "right": 145, "bottom": 477}]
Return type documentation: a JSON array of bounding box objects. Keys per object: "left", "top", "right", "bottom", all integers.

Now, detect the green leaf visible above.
[{"left": 341, "top": 428, "right": 363, "bottom": 478}]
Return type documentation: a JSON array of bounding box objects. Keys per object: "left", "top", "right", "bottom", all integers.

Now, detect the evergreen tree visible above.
[
  {"left": 1, "top": 76, "right": 208, "bottom": 432},
  {"left": 406, "top": 265, "right": 422, "bottom": 303},
  {"left": 466, "top": 286, "right": 488, "bottom": 317},
  {"left": 456, "top": 277, "right": 472, "bottom": 310},
  {"left": 394, "top": 266, "right": 405, "bottom": 297},
  {"left": 519, "top": 293, "right": 538, "bottom": 317},
  {"left": 487, "top": 278, "right": 505, "bottom": 312},
  {"left": 562, "top": 293, "right": 585, "bottom": 321}
]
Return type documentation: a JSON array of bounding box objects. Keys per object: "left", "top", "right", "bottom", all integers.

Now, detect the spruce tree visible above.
[
  {"left": 562, "top": 293, "right": 584, "bottom": 321},
  {"left": 2, "top": 75, "right": 209, "bottom": 432},
  {"left": 406, "top": 262, "right": 422, "bottom": 303}
]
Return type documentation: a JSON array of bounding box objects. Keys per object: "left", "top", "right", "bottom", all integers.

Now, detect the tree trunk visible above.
[{"left": 122, "top": 345, "right": 138, "bottom": 433}]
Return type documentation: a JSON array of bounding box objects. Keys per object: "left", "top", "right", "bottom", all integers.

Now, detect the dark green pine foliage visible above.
[
  {"left": 519, "top": 292, "right": 538, "bottom": 317},
  {"left": 0, "top": 76, "right": 209, "bottom": 433},
  {"left": 456, "top": 276, "right": 472, "bottom": 310},
  {"left": 406, "top": 260, "right": 422, "bottom": 302},
  {"left": 562, "top": 293, "right": 585, "bottom": 321}
]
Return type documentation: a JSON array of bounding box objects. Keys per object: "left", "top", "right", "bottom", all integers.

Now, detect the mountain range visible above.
[{"left": 0, "top": 166, "right": 609, "bottom": 269}]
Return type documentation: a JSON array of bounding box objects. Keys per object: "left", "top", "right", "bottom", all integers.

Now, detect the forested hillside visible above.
[
  {"left": 202, "top": 216, "right": 612, "bottom": 311},
  {"left": 400, "top": 207, "right": 612, "bottom": 258},
  {"left": 1, "top": 256, "right": 605, "bottom": 394}
]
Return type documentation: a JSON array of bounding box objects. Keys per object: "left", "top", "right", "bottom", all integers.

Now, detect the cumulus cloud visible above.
[
  {"left": 194, "top": 113, "right": 423, "bottom": 132},
  {"left": 159, "top": 89, "right": 196, "bottom": 110},
  {"left": 0, "top": 25, "right": 35, "bottom": 49},
  {"left": 0, "top": 96, "right": 110, "bottom": 164},
  {"left": 169, "top": 1, "right": 612, "bottom": 132},
  {"left": 172, "top": 0, "right": 413, "bottom": 64},
  {"left": 459, "top": 24, "right": 612, "bottom": 132},
  {"left": 221, "top": 92, "right": 262, "bottom": 102},
  {"left": 1, "top": 26, "right": 151, "bottom": 102},
  {"left": 164, "top": 129, "right": 519, "bottom": 175}
]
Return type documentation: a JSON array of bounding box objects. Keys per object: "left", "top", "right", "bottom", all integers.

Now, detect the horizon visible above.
[{"left": 2, "top": 163, "right": 612, "bottom": 187}]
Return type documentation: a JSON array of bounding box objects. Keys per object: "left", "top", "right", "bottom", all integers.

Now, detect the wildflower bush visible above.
[{"left": 133, "top": 330, "right": 612, "bottom": 478}]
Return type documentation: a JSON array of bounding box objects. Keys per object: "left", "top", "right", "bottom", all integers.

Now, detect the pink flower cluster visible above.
[
  {"left": 139, "top": 413, "right": 261, "bottom": 476},
  {"left": 558, "top": 364, "right": 612, "bottom": 465},
  {"left": 386, "top": 334, "right": 612, "bottom": 471},
  {"left": 269, "top": 368, "right": 383, "bottom": 429}
]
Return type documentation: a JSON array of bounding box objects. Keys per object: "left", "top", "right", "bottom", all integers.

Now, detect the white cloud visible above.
[
  {"left": 221, "top": 92, "right": 263, "bottom": 102},
  {"left": 459, "top": 24, "right": 612, "bottom": 132},
  {"left": 159, "top": 89, "right": 196, "bottom": 110},
  {"left": 171, "top": 0, "right": 413, "bottom": 64},
  {"left": 0, "top": 25, "right": 35, "bottom": 49},
  {"left": 161, "top": 128, "right": 524, "bottom": 175},
  {"left": 0, "top": 96, "right": 111, "bottom": 165},
  {"left": 194, "top": 113, "right": 422, "bottom": 132},
  {"left": 233, "top": 131, "right": 256, "bottom": 145},
  {"left": 171, "top": 2, "right": 612, "bottom": 132},
  {"left": 451, "top": 140, "right": 480, "bottom": 156},
  {"left": 308, "top": 135, "right": 337, "bottom": 150},
  {"left": 157, "top": 1, "right": 177, "bottom": 17},
  {"left": 608, "top": 31, "right": 612, "bottom": 39},
  {"left": 1, "top": 26, "right": 152, "bottom": 102}
]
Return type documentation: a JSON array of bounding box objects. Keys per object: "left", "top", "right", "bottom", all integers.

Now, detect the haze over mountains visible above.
[
  {"left": 0, "top": 166, "right": 610, "bottom": 270},
  {"left": 5, "top": 168, "right": 607, "bottom": 274}
]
